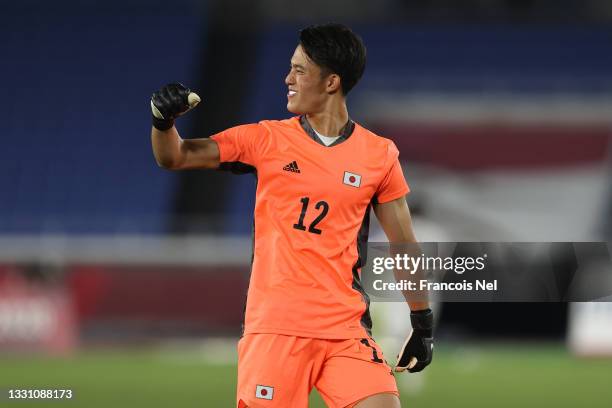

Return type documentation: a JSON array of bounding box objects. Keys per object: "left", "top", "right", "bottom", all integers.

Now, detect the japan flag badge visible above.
[
  {"left": 343, "top": 171, "right": 361, "bottom": 188},
  {"left": 255, "top": 385, "right": 274, "bottom": 400}
]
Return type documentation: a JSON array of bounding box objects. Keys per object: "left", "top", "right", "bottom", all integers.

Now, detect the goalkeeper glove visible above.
[
  {"left": 395, "top": 308, "right": 434, "bottom": 373},
  {"left": 150, "top": 83, "right": 201, "bottom": 130}
]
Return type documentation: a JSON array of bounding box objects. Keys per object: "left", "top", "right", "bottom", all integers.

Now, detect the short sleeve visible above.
[
  {"left": 375, "top": 142, "right": 410, "bottom": 204},
  {"left": 210, "top": 123, "right": 267, "bottom": 167}
]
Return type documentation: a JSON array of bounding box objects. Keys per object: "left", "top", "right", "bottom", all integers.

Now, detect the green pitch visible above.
[{"left": 1, "top": 343, "right": 611, "bottom": 407}]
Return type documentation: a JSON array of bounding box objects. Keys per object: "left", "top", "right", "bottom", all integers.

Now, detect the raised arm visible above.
[
  {"left": 150, "top": 83, "right": 220, "bottom": 170},
  {"left": 151, "top": 127, "right": 220, "bottom": 170}
]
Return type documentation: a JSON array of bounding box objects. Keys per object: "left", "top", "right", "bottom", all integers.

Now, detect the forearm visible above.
[
  {"left": 151, "top": 125, "right": 184, "bottom": 169},
  {"left": 407, "top": 299, "right": 430, "bottom": 312},
  {"left": 390, "top": 240, "right": 430, "bottom": 311},
  {"left": 401, "top": 242, "right": 430, "bottom": 312}
]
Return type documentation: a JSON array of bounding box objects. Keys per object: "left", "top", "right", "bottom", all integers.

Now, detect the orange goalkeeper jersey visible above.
[{"left": 211, "top": 116, "right": 409, "bottom": 339}]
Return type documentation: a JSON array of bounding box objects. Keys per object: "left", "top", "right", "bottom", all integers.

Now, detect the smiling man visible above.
[{"left": 150, "top": 23, "right": 433, "bottom": 408}]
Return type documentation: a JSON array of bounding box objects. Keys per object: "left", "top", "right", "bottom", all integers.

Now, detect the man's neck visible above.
[{"left": 305, "top": 103, "right": 349, "bottom": 136}]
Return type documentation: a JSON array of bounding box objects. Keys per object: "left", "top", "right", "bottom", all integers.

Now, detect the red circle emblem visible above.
[
  {"left": 349, "top": 176, "right": 356, "bottom": 183},
  {"left": 261, "top": 389, "right": 268, "bottom": 396}
]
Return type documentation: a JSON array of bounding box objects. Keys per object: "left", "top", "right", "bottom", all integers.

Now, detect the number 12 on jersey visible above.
[{"left": 293, "top": 197, "right": 329, "bottom": 235}]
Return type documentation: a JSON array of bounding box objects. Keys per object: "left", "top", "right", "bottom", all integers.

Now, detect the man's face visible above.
[{"left": 285, "top": 45, "right": 329, "bottom": 114}]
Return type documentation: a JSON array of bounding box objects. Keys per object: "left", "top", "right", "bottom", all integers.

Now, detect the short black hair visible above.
[{"left": 299, "top": 23, "right": 366, "bottom": 95}]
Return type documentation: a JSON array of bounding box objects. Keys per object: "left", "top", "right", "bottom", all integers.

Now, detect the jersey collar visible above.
[{"left": 299, "top": 115, "right": 355, "bottom": 147}]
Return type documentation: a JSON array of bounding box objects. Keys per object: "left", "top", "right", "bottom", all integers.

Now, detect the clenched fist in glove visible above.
[
  {"left": 395, "top": 308, "right": 434, "bottom": 373},
  {"left": 150, "top": 83, "right": 201, "bottom": 131}
]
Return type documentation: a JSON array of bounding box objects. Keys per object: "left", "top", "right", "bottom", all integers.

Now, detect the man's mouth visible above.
[{"left": 287, "top": 90, "right": 297, "bottom": 97}]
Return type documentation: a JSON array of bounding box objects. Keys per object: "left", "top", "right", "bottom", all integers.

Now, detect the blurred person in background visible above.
[{"left": 150, "top": 23, "right": 432, "bottom": 408}]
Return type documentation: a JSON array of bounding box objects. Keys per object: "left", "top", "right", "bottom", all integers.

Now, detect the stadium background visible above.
[{"left": 1, "top": 0, "right": 611, "bottom": 406}]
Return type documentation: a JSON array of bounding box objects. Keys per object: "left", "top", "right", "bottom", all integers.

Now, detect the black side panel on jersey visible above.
[
  {"left": 240, "top": 171, "right": 258, "bottom": 337},
  {"left": 352, "top": 202, "right": 373, "bottom": 336},
  {"left": 218, "top": 161, "right": 256, "bottom": 174}
]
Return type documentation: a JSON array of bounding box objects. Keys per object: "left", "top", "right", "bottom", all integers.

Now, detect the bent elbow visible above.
[{"left": 155, "top": 157, "right": 179, "bottom": 170}]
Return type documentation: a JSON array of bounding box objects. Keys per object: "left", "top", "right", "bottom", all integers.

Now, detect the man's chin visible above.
[
  {"left": 286, "top": 104, "right": 303, "bottom": 114},
  {"left": 287, "top": 102, "right": 304, "bottom": 115}
]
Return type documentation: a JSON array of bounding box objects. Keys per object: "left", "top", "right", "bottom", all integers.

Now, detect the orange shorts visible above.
[{"left": 236, "top": 333, "right": 399, "bottom": 408}]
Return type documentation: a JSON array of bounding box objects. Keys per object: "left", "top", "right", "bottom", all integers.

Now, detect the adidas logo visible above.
[{"left": 283, "top": 161, "right": 301, "bottom": 173}]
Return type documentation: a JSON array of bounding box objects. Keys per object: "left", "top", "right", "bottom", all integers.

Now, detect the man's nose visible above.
[{"left": 285, "top": 71, "right": 294, "bottom": 86}]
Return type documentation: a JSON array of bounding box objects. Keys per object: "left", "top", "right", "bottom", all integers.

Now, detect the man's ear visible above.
[{"left": 326, "top": 74, "right": 342, "bottom": 94}]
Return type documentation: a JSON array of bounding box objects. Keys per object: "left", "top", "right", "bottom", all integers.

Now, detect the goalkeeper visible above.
[{"left": 151, "top": 24, "right": 433, "bottom": 408}]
